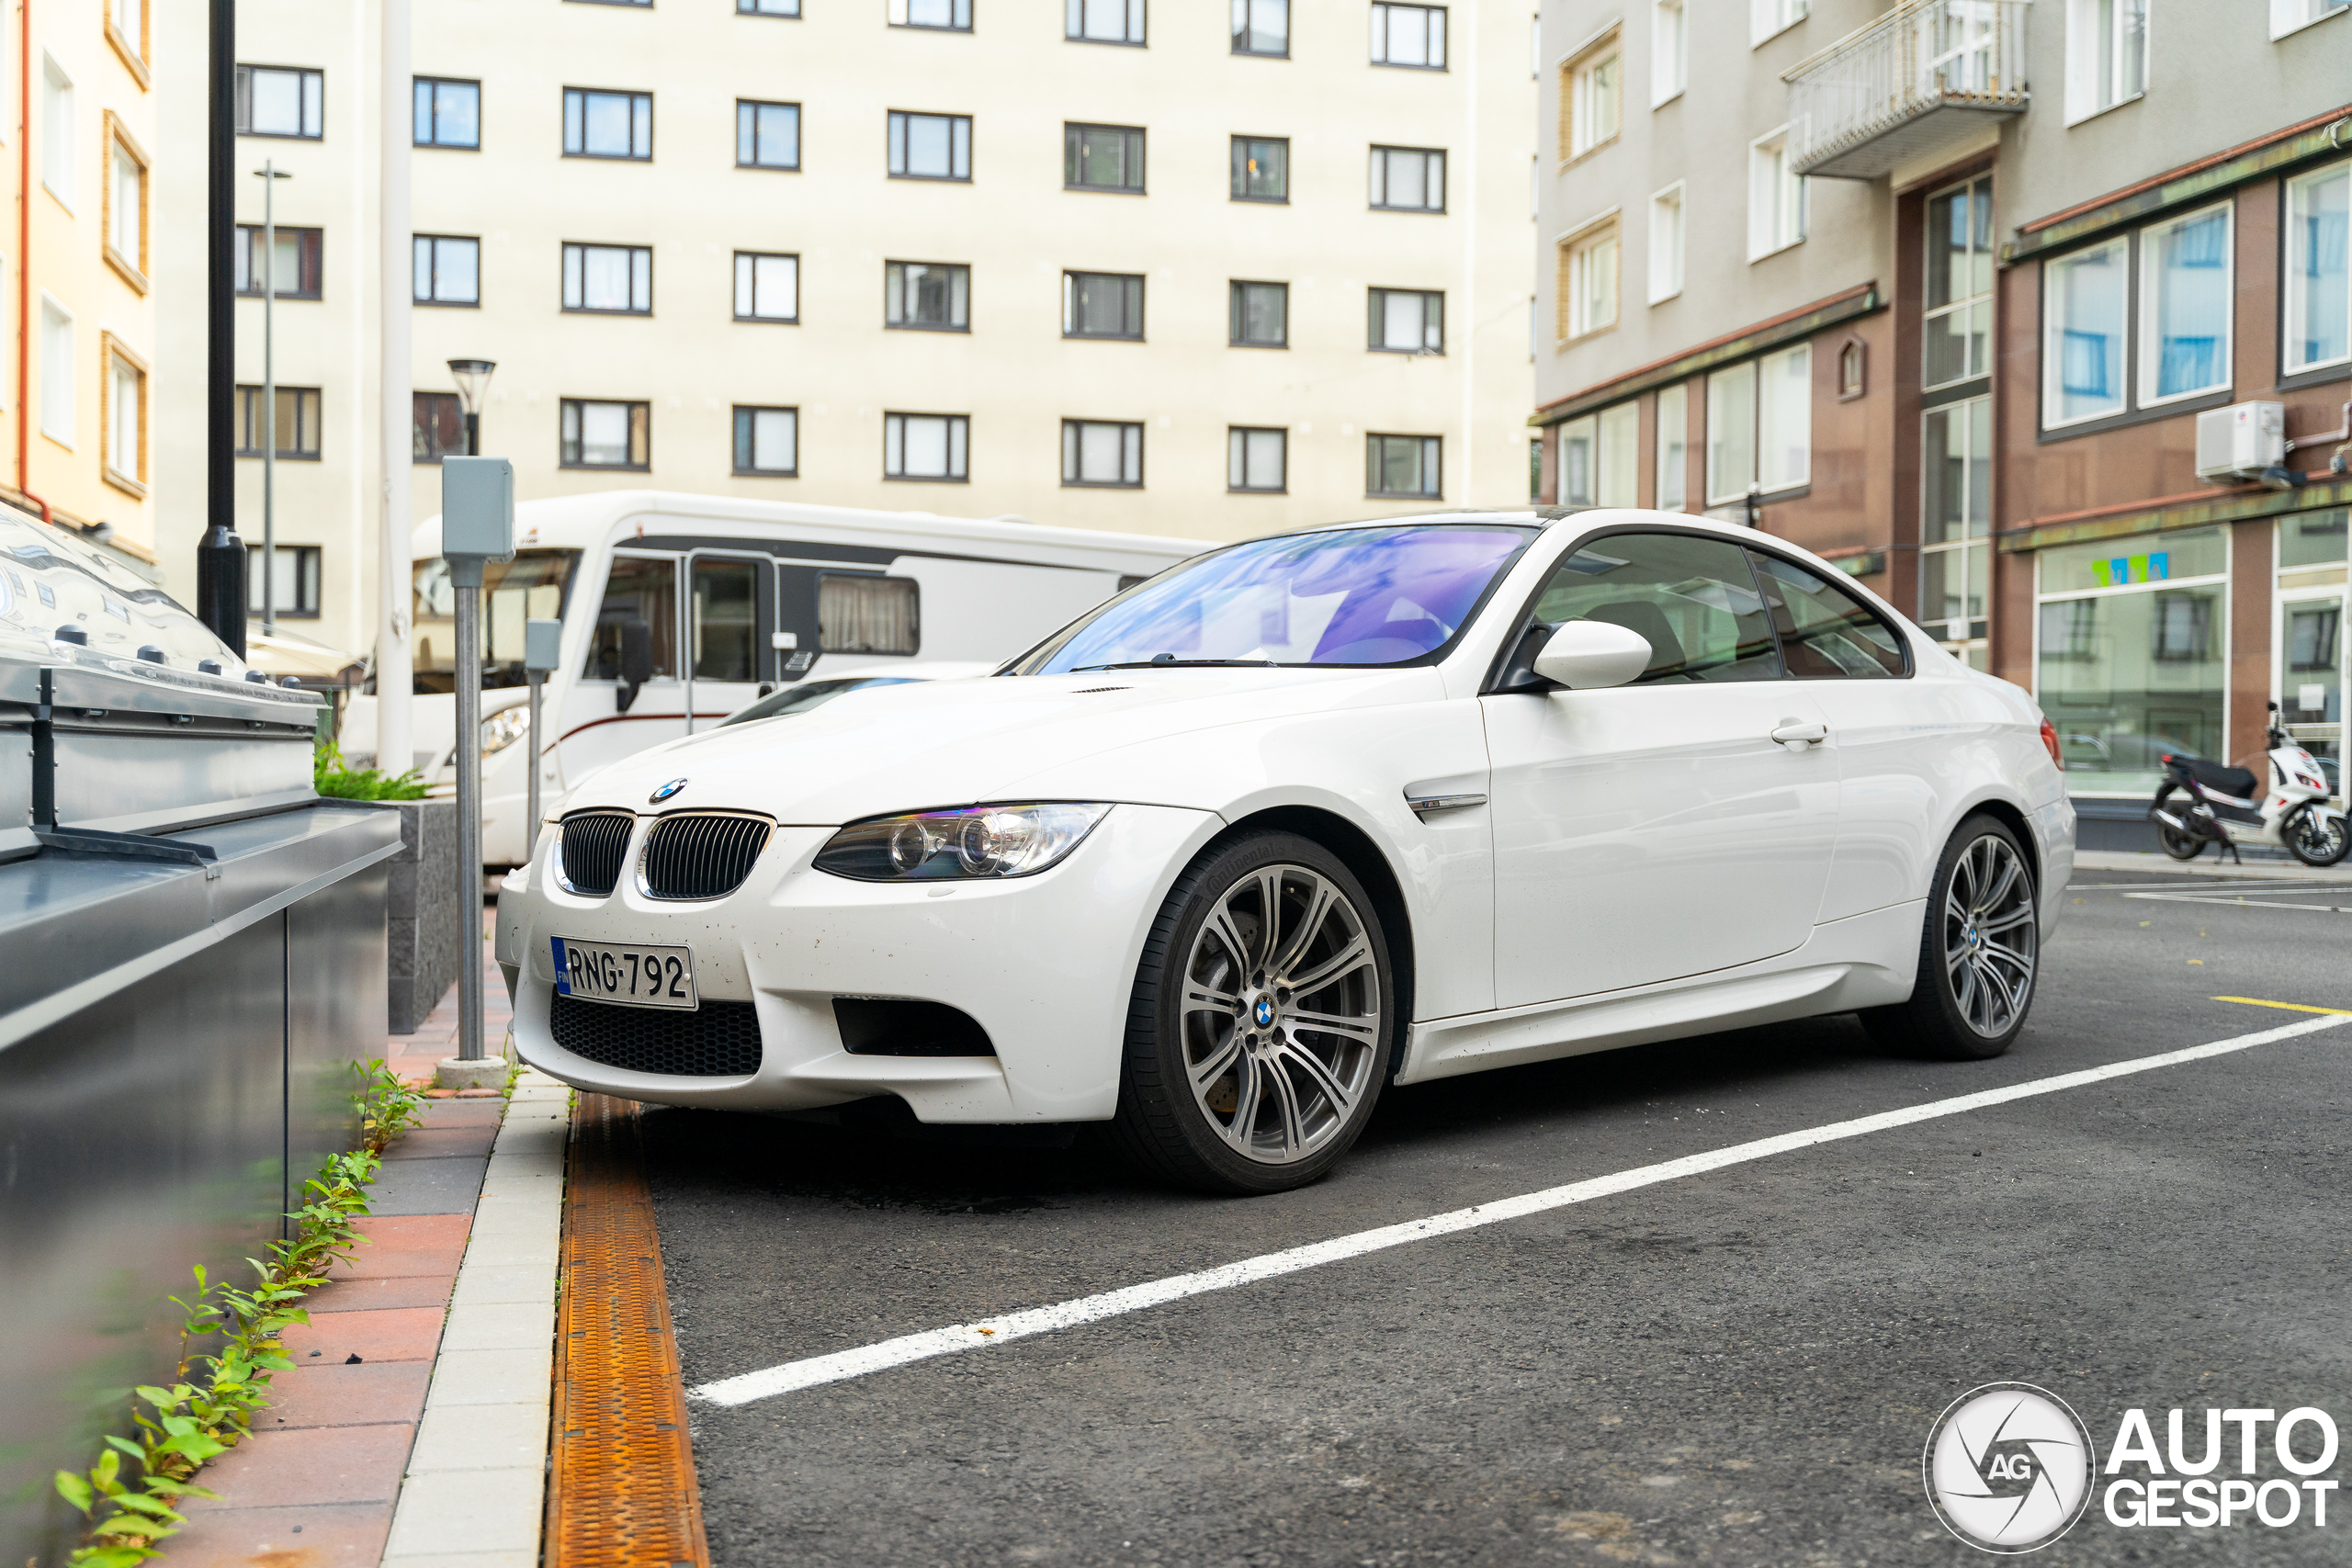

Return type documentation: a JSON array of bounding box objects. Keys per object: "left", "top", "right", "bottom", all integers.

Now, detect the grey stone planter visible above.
[{"left": 387, "top": 799, "right": 461, "bottom": 1033}]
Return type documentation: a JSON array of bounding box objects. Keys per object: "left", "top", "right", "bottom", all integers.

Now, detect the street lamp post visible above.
[
  {"left": 447, "top": 358, "right": 497, "bottom": 457},
  {"left": 255, "top": 161, "right": 292, "bottom": 637}
]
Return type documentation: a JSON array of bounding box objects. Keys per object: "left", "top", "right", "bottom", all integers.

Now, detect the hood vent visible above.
[
  {"left": 639, "top": 811, "right": 774, "bottom": 900},
  {"left": 1070, "top": 686, "right": 1131, "bottom": 694},
  {"left": 557, "top": 811, "right": 635, "bottom": 898}
]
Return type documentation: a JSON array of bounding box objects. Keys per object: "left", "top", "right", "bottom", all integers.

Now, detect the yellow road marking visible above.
[{"left": 2213, "top": 996, "right": 2352, "bottom": 1016}]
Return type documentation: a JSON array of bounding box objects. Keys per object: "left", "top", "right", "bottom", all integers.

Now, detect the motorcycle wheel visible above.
[
  {"left": 2284, "top": 803, "right": 2352, "bottom": 867},
  {"left": 2156, "top": 823, "right": 2206, "bottom": 861}
]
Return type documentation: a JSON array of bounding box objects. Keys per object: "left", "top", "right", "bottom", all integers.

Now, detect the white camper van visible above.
[{"left": 337, "top": 491, "right": 1209, "bottom": 866}]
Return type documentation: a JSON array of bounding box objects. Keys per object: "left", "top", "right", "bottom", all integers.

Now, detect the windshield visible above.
[
  {"left": 1017, "top": 525, "right": 1537, "bottom": 674},
  {"left": 718, "top": 676, "right": 924, "bottom": 726},
  {"left": 411, "top": 549, "right": 581, "bottom": 692}
]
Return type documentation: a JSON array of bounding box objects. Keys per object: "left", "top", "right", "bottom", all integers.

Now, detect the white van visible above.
[{"left": 337, "top": 491, "right": 1209, "bottom": 866}]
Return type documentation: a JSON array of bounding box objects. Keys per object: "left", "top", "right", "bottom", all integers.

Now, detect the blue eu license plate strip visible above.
[{"left": 551, "top": 937, "right": 571, "bottom": 996}]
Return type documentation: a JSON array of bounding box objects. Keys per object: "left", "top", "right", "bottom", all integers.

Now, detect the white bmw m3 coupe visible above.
[{"left": 498, "top": 510, "right": 2074, "bottom": 1193}]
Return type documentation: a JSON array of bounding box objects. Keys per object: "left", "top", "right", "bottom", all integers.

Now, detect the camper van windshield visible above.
[{"left": 412, "top": 549, "right": 581, "bottom": 692}]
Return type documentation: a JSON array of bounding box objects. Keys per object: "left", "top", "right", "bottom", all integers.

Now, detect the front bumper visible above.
[{"left": 498, "top": 803, "right": 1219, "bottom": 1122}]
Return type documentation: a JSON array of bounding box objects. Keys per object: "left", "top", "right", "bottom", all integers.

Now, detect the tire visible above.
[
  {"left": 1108, "top": 831, "right": 1394, "bottom": 1195},
  {"left": 2152, "top": 784, "right": 2205, "bottom": 860},
  {"left": 2284, "top": 802, "right": 2352, "bottom": 867},
  {"left": 1860, "top": 815, "right": 2041, "bottom": 1062}
]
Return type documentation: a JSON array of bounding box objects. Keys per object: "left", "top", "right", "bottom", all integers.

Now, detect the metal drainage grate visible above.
[
  {"left": 639, "top": 813, "right": 774, "bottom": 901},
  {"left": 558, "top": 812, "right": 636, "bottom": 898},
  {"left": 550, "top": 993, "right": 763, "bottom": 1077}
]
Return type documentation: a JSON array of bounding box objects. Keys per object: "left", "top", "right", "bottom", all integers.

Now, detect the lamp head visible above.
[{"left": 447, "top": 358, "right": 498, "bottom": 414}]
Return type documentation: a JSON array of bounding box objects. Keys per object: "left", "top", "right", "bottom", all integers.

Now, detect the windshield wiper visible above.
[{"left": 1068, "top": 658, "right": 1281, "bottom": 672}]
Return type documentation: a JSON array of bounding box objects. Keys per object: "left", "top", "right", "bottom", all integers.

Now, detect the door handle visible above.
[{"left": 1770, "top": 717, "right": 1827, "bottom": 750}]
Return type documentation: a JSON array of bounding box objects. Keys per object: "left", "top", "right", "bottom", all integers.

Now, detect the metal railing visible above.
[{"left": 1784, "top": 0, "right": 2031, "bottom": 178}]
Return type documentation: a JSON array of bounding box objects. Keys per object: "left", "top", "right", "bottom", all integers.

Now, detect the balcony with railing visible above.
[{"left": 1783, "top": 0, "right": 2031, "bottom": 180}]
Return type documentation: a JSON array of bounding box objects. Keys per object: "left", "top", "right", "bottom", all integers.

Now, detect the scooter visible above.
[{"left": 2150, "top": 703, "right": 2350, "bottom": 866}]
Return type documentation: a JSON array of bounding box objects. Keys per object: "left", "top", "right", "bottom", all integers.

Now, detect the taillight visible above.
[{"left": 2039, "top": 717, "right": 2064, "bottom": 771}]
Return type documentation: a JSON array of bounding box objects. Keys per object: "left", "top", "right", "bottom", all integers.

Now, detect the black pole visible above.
[
  {"left": 196, "top": 0, "right": 247, "bottom": 656},
  {"left": 464, "top": 411, "right": 480, "bottom": 457}
]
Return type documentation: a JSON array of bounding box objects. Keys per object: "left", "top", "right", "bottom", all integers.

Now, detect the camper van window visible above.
[
  {"left": 692, "top": 558, "right": 761, "bottom": 681},
  {"left": 410, "top": 548, "right": 579, "bottom": 692},
  {"left": 819, "top": 572, "right": 920, "bottom": 655},
  {"left": 587, "top": 555, "right": 678, "bottom": 682}
]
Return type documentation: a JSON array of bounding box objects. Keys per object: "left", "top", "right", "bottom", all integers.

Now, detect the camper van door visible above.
[{"left": 570, "top": 548, "right": 687, "bottom": 783}]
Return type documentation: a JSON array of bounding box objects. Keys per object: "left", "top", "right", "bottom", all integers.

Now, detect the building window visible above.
[
  {"left": 236, "top": 385, "right": 322, "bottom": 458},
  {"left": 1747, "top": 127, "right": 1805, "bottom": 258},
  {"left": 1228, "top": 426, "right": 1286, "bottom": 491},
  {"left": 733, "top": 252, "right": 799, "bottom": 322},
  {"left": 1651, "top": 1, "right": 1686, "bottom": 104},
  {"left": 414, "top": 391, "right": 465, "bottom": 462},
  {"left": 1556, "top": 401, "right": 1637, "bottom": 508},
  {"left": 106, "top": 120, "right": 148, "bottom": 288},
  {"left": 562, "top": 243, "right": 652, "bottom": 314},
  {"left": 1064, "top": 272, "right": 1145, "bottom": 339},
  {"left": 888, "top": 111, "right": 972, "bottom": 180},
  {"left": 1367, "top": 434, "right": 1441, "bottom": 498},
  {"left": 2139, "top": 202, "right": 2233, "bottom": 406},
  {"left": 1370, "top": 4, "right": 1446, "bottom": 67},
  {"left": 1233, "top": 0, "right": 1287, "bottom": 55},
  {"left": 1558, "top": 220, "right": 1618, "bottom": 340},
  {"left": 233, "top": 226, "right": 324, "bottom": 299},
  {"left": 733, "top": 406, "right": 799, "bottom": 476},
  {"left": 1563, "top": 32, "right": 1621, "bottom": 159},
  {"left": 1230, "top": 280, "right": 1287, "bottom": 347},
  {"left": 1370, "top": 145, "right": 1445, "bottom": 212},
  {"left": 2043, "top": 236, "right": 2128, "bottom": 426},
  {"left": 1648, "top": 183, "right": 1683, "bottom": 302},
  {"left": 413, "top": 78, "right": 480, "bottom": 148},
  {"left": 2064, "top": 0, "right": 2146, "bottom": 122},
  {"left": 737, "top": 100, "right": 801, "bottom": 170},
  {"left": 1370, "top": 287, "right": 1443, "bottom": 353},
  {"left": 41, "top": 57, "right": 73, "bottom": 206},
  {"left": 413, "top": 235, "right": 481, "bottom": 306},
  {"left": 890, "top": 0, "right": 970, "bottom": 26},
  {"left": 563, "top": 88, "right": 652, "bottom": 160},
  {"left": 107, "top": 0, "right": 146, "bottom": 75},
  {"left": 560, "top": 399, "right": 650, "bottom": 469},
  {"left": 1062, "top": 420, "right": 1144, "bottom": 487},
  {"left": 2286, "top": 160, "right": 2350, "bottom": 374},
  {"left": 1838, "top": 338, "right": 1866, "bottom": 398},
  {"left": 885, "top": 260, "right": 970, "bottom": 330},
  {"left": 1750, "top": 0, "right": 1806, "bottom": 45},
  {"left": 103, "top": 337, "right": 147, "bottom": 494},
  {"left": 740, "top": 0, "right": 801, "bottom": 15},
  {"left": 884, "top": 412, "right": 969, "bottom": 480},
  {"left": 2271, "top": 0, "right": 2350, "bottom": 38},
  {"left": 1068, "top": 0, "right": 1145, "bottom": 45},
  {"left": 1705, "top": 343, "right": 1809, "bottom": 502},
  {"left": 1066, "top": 123, "right": 1145, "bottom": 193},
  {"left": 245, "top": 545, "right": 322, "bottom": 617},
  {"left": 1925, "top": 175, "right": 1993, "bottom": 389},
  {"left": 1921, "top": 396, "right": 1992, "bottom": 646},
  {"left": 39, "top": 299, "right": 72, "bottom": 446},
  {"left": 2035, "top": 526, "right": 2229, "bottom": 787},
  {"left": 1656, "top": 381, "right": 1688, "bottom": 510},
  {"left": 1232, "top": 135, "right": 1288, "bottom": 201},
  {"left": 235, "top": 64, "right": 322, "bottom": 140}
]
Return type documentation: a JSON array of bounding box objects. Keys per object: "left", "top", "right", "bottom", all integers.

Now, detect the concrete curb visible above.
[
  {"left": 379, "top": 1071, "right": 570, "bottom": 1568},
  {"left": 2072, "top": 850, "right": 2352, "bottom": 882}
]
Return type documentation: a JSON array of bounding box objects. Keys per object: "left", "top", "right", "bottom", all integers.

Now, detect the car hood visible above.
[{"left": 563, "top": 666, "right": 1444, "bottom": 823}]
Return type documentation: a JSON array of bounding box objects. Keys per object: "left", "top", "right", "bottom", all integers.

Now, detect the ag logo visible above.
[
  {"left": 1923, "top": 1382, "right": 2097, "bottom": 1553},
  {"left": 649, "top": 778, "right": 688, "bottom": 804}
]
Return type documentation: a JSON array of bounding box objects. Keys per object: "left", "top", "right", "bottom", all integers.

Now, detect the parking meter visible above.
[
  {"left": 525, "top": 617, "right": 560, "bottom": 840},
  {"left": 441, "top": 457, "right": 513, "bottom": 1076}
]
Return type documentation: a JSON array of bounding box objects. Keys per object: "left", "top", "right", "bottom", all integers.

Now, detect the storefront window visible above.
[
  {"left": 2035, "top": 527, "right": 2228, "bottom": 793},
  {"left": 2277, "top": 508, "right": 2347, "bottom": 798}
]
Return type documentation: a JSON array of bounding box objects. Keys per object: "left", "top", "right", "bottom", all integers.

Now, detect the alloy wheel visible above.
[
  {"left": 2288, "top": 805, "right": 2351, "bottom": 866},
  {"left": 1179, "top": 864, "right": 1382, "bottom": 1166},
  {"left": 1942, "top": 834, "right": 2037, "bottom": 1038}
]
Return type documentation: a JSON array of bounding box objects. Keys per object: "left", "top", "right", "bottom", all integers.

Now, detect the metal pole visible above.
[
  {"left": 454, "top": 572, "right": 483, "bottom": 1062},
  {"left": 377, "top": 0, "right": 415, "bottom": 779},
  {"left": 197, "top": 0, "right": 246, "bottom": 655},
  {"left": 526, "top": 670, "right": 544, "bottom": 832},
  {"left": 465, "top": 410, "right": 480, "bottom": 458},
  {"left": 259, "top": 161, "right": 278, "bottom": 637}
]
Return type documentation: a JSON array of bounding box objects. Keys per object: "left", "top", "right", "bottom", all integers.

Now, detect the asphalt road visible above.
[{"left": 643, "top": 868, "right": 2352, "bottom": 1566}]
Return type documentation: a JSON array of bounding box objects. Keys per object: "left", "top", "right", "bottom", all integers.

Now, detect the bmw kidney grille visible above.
[
  {"left": 639, "top": 812, "right": 774, "bottom": 900},
  {"left": 556, "top": 811, "right": 635, "bottom": 897}
]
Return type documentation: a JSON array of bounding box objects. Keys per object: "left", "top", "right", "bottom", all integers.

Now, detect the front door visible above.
[
  {"left": 560, "top": 549, "right": 684, "bottom": 788},
  {"left": 685, "top": 553, "right": 771, "bottom": 732},
  {"left": 1483, "top": 530, "right": 1840, "bottom": 1009},
  {"left": 2278, "top": 588, "right": 2346, "bottom": 795}
]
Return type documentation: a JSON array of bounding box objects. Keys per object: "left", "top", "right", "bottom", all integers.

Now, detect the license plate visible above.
[{"left": 551, "top": 937, "right": 698, "bottom": 1010}]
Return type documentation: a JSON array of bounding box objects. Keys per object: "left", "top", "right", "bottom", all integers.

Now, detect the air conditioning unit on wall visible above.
[{"left": 2195, "top": 401, "right": 2285, "bottom": 482}]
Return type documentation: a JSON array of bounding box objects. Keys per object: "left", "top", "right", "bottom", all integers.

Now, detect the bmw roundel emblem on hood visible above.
[{"left": 649, "top": 778, "right": 688, "bottom": 804}]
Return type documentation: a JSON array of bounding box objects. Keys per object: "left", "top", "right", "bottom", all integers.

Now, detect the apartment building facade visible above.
[
  {"left": 153, "top": 0, "right": 1539, "bottom": 665},
  {"left": 1534, "top": 0, "right": 2352, "bottom": 840}
]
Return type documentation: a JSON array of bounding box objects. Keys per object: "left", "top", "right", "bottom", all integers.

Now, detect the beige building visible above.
[
  {"left": 155, "top": 0, "right": 1539, "bottom": 665},
  {"left": 4, "top": 0, "right": 162, "bottom": 580}
]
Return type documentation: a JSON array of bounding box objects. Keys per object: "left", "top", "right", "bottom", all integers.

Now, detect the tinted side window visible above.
[
  {"left": 1747, "top": 551, "right": 1907, "bottom": 679},
  {"left": 1529, "top": 532, "right": 1781, "bottom": 684}
]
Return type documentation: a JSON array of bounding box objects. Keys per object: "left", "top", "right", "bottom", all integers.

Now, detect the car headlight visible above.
[
  {"left": 813, "top": 803, "right": 1112, "bottom": 881},
  {"left": 481, "top": 707, "right": 532, "bottom": 756}
]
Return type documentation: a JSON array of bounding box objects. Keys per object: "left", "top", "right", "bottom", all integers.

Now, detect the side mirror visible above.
[
  {"left": 616, "top": 618, "right": 653, "bottom": 713},
  {"left": 1532, "top": 620, "right": 1651, "bottom": 690}
]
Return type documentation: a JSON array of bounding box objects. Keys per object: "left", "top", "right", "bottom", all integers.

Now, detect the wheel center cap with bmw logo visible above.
[
  {"left": 1252, "top": 997, "right": 1276, "bottom": 1029},
  {"left": 649, "top": 778, "right": 687, "bottom": 804}
]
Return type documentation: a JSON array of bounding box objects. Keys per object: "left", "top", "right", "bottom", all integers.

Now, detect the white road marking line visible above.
[
  {"left": 687, "top": 1015, "right": 2350, "bottom": 1407},
  {"left": 2121, "top": 891, "right": 2352, "bottom": 913},
  {"left": 2069, "top": 879, "right": 2352, "bottom": 893}
]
